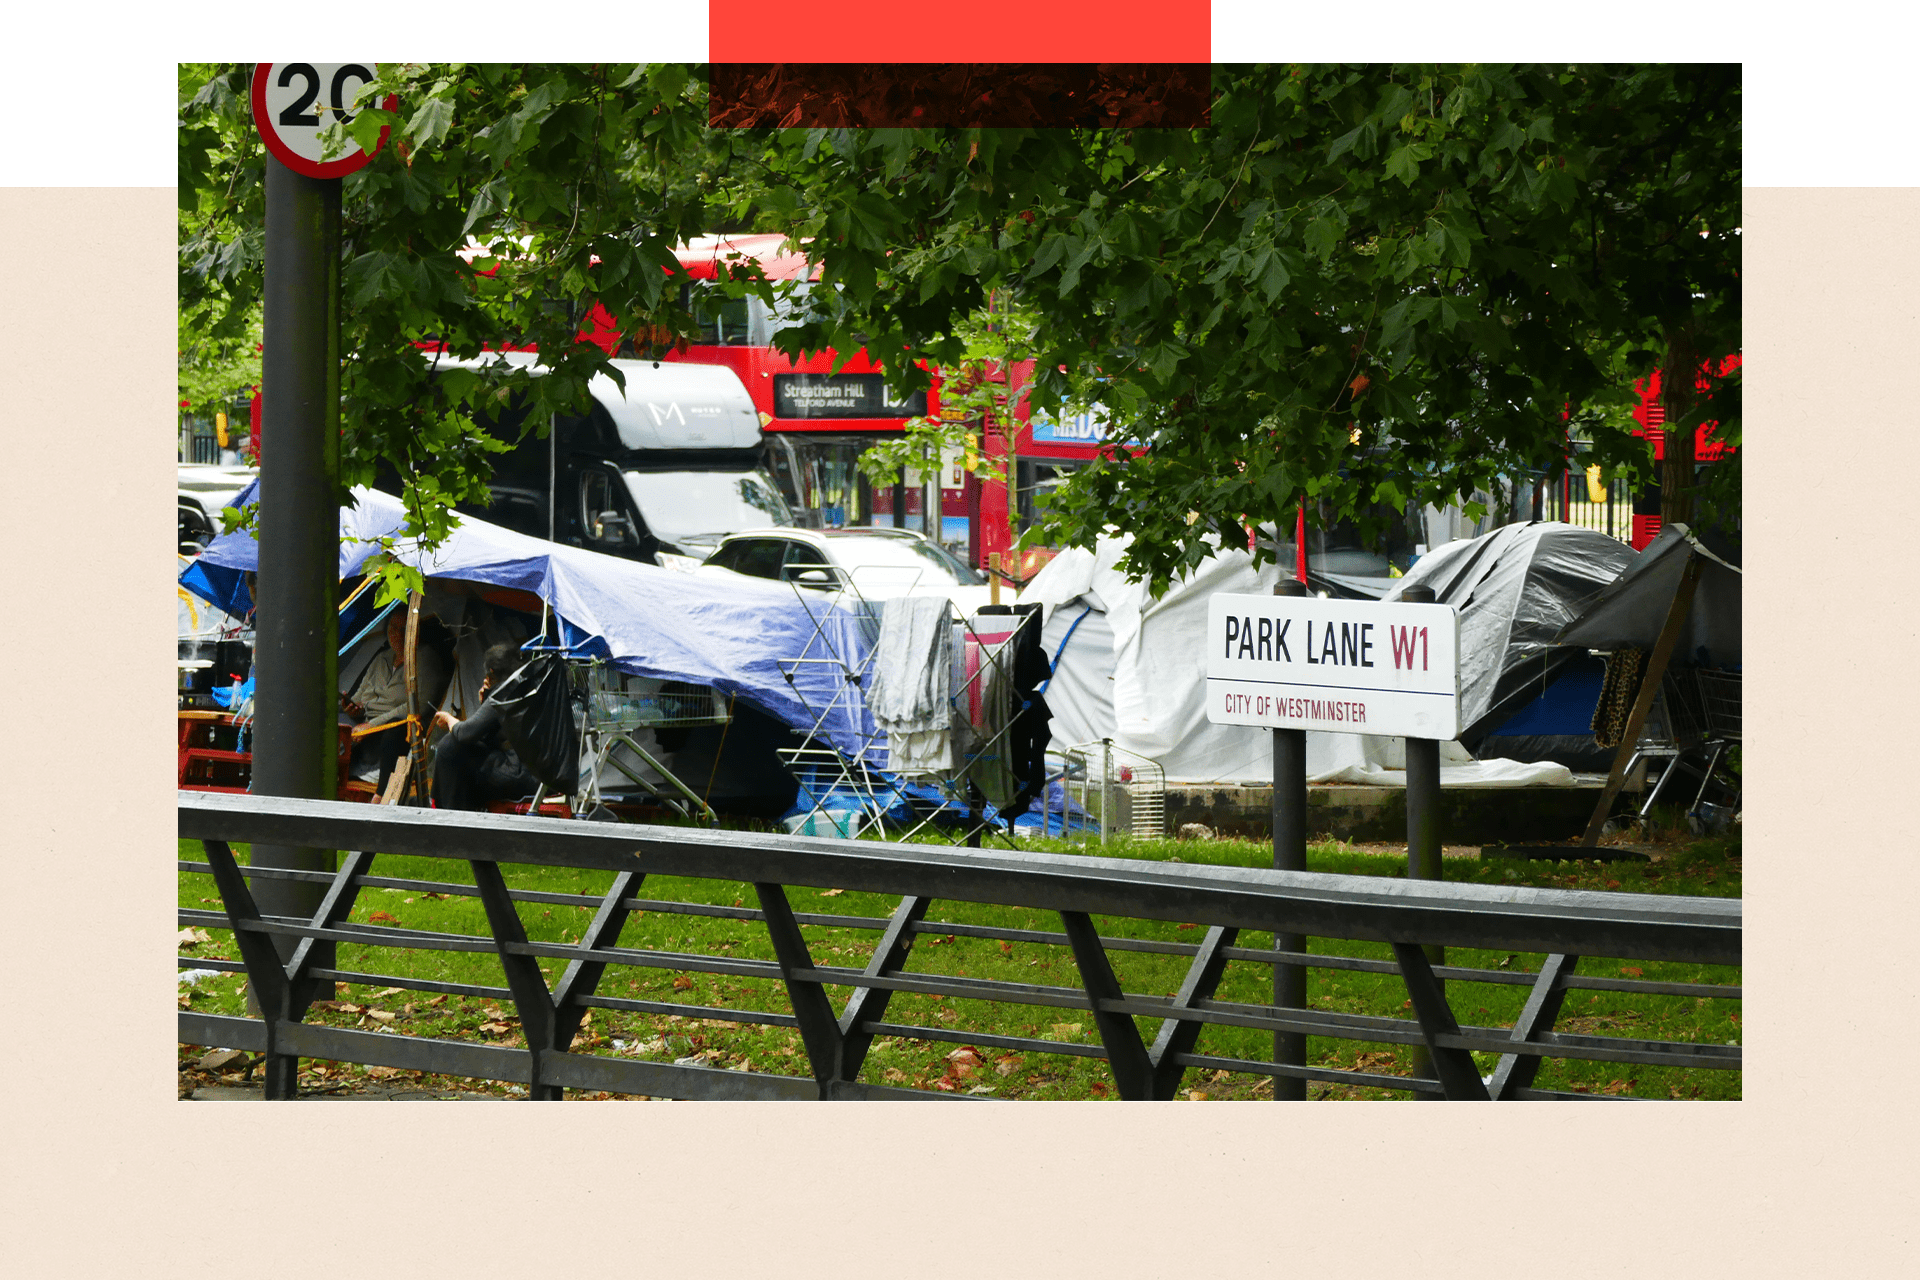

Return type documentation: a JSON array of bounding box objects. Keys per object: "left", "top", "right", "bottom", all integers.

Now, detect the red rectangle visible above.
[
  {"left": 708, "top": 1, "right": 1212, "bottom": 63},
  {"left": 710, "top": 64, "right": 1211, "bottom": 129}
]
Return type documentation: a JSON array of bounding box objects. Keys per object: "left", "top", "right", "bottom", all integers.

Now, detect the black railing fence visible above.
[{"left": 178, "top": 793, "right": 1740, "bottom": 1101}]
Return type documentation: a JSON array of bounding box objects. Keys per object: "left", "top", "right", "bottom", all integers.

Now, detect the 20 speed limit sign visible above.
[{"left": 251, "top": 63, "right": 397, "bottom": 179}]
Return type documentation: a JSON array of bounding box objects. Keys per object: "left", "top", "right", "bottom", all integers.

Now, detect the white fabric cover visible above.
[
  {"left": 1022, "top": 537, "right": 1574, "bottom": 789},
  {"left": 866, "top": 596, "right": 956, "bottom": 774}
]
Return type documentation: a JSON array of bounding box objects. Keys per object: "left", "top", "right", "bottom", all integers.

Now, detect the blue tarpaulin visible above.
[{"left": 179, "top": 485, "right": 879, "bottom": 760}]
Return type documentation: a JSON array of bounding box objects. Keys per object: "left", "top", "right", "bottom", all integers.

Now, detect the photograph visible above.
[{"left": 172, "top": 61, "right": 1742, "bottom": 1105}]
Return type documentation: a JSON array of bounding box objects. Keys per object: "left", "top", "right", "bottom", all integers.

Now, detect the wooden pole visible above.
[{"left": 1579, "top": 553, "right": 1705, "bottom": 846}]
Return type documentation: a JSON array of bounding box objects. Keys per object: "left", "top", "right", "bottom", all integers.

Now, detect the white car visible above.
[
  {"left": 696, "top": 527, "right": 994, "bottom": 617},
  {"left": 179, "top": 463, "right": 259, "bottom": 552}
]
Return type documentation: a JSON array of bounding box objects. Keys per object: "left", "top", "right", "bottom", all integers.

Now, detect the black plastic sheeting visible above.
[
  {"left": 1383, "top": 522, "right": 1637, "bottom": 750},
  {"left": 489, "top": 654, "right": 581, "bottom": 795},
  {"left": 1553, "top": 524, "right": 1742, "bottom": 670}
]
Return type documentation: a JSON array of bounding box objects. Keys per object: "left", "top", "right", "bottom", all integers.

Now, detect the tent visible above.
[
  {"left": 1378, "top": 521, "right": 1639, "bottom": 767},
  {"left": 1552, "top": 523, "right": 1741, "bottom": 667},
  {"left": 1019, "top": 536, "right": 1578, "bottom": 788},
  {"left": 179, "top": 485, "right": 879, "bottom": 763}
]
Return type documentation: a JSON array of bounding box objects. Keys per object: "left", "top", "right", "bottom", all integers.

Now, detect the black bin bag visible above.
[{"left": 488, "top": 654, "right": 579, "bottom": 794}]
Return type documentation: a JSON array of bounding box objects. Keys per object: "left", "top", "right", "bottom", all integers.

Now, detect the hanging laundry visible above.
[{"left": 867, "top": 596, "right": 956, "bottom": 775}]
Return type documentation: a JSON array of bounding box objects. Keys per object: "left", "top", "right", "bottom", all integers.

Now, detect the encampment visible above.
[
  {"left": 179, "top": 485, "right": 880, "bottom": 811},
  {"left": 1019, "top": 534, "right": 1585, "bottom": 788}
]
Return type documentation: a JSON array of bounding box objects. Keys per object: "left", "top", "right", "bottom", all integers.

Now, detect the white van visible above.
[{"left": 408, "top": 353, "right": 795, "bottom": 566}]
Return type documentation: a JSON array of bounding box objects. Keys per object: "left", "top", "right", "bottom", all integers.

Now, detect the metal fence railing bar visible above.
[{"left": 179, "top": 792, "right": 1739, "bottom": 1101}]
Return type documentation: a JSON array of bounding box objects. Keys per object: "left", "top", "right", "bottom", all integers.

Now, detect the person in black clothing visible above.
[{"left": 431, "top": 644, "right": 537, "bottom": 811}]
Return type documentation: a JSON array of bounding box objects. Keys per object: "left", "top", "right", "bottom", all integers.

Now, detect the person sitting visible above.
[
  {"left": 431, "top": 644, "right": 537, "bottom": 812},
  {"left": 342, "top": 608, "right": 451, "bottom": 789}
]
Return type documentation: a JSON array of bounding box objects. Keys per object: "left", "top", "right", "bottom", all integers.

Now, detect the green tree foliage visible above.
[
  {"left": 179, "top": 64, "right": 1738, "bottom": 600},
  {"left": 741, "top": 64, "right": 1740, "bottom": 591},
  {"left": 178, "top": 62, "right": 725, "bottom": 597}
]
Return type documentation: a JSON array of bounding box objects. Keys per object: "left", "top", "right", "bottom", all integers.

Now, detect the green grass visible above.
[{"left": 177, "top": 823, "right": 1741, "bottom": 1101}]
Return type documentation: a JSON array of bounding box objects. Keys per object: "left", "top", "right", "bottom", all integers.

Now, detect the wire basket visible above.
[
  {"left": 1693, "top": 669, "right": 1742, "bottom": 741},
  {"left": 1644, "top": 669, "right": 1707, "bottom": 747},
  {"left": 573, "top": 662, "right": 729, "bottom": 730}
]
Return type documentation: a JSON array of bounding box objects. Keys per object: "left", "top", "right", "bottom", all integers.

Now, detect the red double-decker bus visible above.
[
  {"left": 1623, "top": 354, "right": 1741, "bottom": 548},
  {"left": 580, "top": 234, "right": 975, "bottom": 553},
  {"left": 572, "top": 233, "right": 1734, "bottom": 568}
]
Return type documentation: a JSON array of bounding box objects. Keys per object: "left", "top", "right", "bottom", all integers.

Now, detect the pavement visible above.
[{"left": 185, "top": 1083, "right": 505, "bottom": 1100}]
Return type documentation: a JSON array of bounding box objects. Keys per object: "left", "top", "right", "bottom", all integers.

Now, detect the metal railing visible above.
[{"left": 178, "top": 792, "right": 1740, "bottom": 1101}]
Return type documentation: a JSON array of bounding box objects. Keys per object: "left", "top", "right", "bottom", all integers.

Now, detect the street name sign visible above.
[
  {"left": 252, "top": 63, "right": 395, "bottom": 179},
  {"left": 1205, "top": 593, "right": 1460, "bottom": 739}
]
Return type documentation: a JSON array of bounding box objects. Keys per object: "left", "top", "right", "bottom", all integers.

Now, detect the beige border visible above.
[{"left": 4, "top": 183, "right": 1912, "bottom": 1276}]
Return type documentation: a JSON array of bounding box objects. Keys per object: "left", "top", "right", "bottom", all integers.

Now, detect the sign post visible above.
[
  {"left": 1207, "top": 585, "right": 1460, "bottom": 1099},
  {"left": 246, "top": 63, "right": 390, "bottom": 1098},
  {"left": 1268, "top": 578, "right": 1309, "bottom": 1100},
  {"left": 1397, "top": 583, "right": 1445, "bottom": 1096}
]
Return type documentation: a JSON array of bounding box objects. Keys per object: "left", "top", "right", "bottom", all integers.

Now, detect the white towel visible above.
[{"left": 867, "top": 597, "right": 955, "bottom": 774}]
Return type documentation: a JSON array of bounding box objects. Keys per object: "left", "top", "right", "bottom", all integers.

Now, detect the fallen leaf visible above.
[
  {"left": 177, "top": 928, "right": 212, "bottom": 947},
  {"left": 367, "top": 1066, "right": 402, "bottom": 1079},
  {"left": 1176, "top": 923, "right": 1198, "bottom": 931},
  {"left": 427, "top": 994, "right": 448, "bottom": 1007},
  {"left": 819, "top": 889, "right": 844, "bottom": 897},
  {"left": 932, "top": 1077, "right": 957, "bottom": 1091},
  {"left": 999, "top": 941, "right": 1012, "bottom": 954},
  {"left": 883, "top": 1067, "right": 909, "bottom": 1084},
  {"left": 1087, "top": 1081, "right": 1109, "bottom": 1097},
  {"left": 371, "top": 987, "right": 403, "bottom": 998},
  {"left": 672, "top": 974, "right": 694, "bottom": 991},
  {"left": 479, "top": 1020, "right": 512, "bottom": 1034},
  {"left": 197, "top": 1048, "right": 246, "bottom": 1073},
  {"left": 1620, "top": 967, "right": 1643, "bottom": 978},
  {"left": 365, "top": 1010, "right": 396, "bottom": 1024},
  {"left": 993, "top": 1054, "right": 1021, "bottom": 1077},
  {"left": 1188, "top": 1090, "right": 1208, "bottom": 1101},
  {"left": 367, "top": 911, "right": 400, "bottom": 925}
]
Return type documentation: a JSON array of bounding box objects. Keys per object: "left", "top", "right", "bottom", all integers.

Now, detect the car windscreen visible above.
[
  {"left": 623, "top": 469, "right": 794, "bottom": 545},
  {"left": 827, "top": 534, "right": 984, "bottom": 587}
]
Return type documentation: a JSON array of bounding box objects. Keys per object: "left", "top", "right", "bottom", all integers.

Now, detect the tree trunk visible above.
[{"left": 1659, "top": 326, "right": 1698, "bottom": 528}]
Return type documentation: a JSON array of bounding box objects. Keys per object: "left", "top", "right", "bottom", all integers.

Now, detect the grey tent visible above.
[
  {"left": 1552, "top": 524, "right": 1741, "bottom": 668},
  {"left": 1552, "top": 523, "right": 1742, "bottom": 845},
  {"left": 1382, "top": 522, "right": 1637, "bottom": 750}
]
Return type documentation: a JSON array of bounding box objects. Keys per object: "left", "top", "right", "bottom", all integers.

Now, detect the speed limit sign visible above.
[{"left": 251, "top": 63, "right": 398, "bottom": 179}]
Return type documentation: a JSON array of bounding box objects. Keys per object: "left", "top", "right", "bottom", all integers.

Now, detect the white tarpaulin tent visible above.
[{"left": 1019, "top": 536, "right": 1574, "bottom": 788}]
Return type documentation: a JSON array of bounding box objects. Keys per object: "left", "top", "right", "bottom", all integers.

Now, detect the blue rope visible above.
[
  {"left": 339, "top": 600, "right": 401, "bottom": 658},
  {"left": 1036, "top": 605, "right": 1093, "bottom": 695}
]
